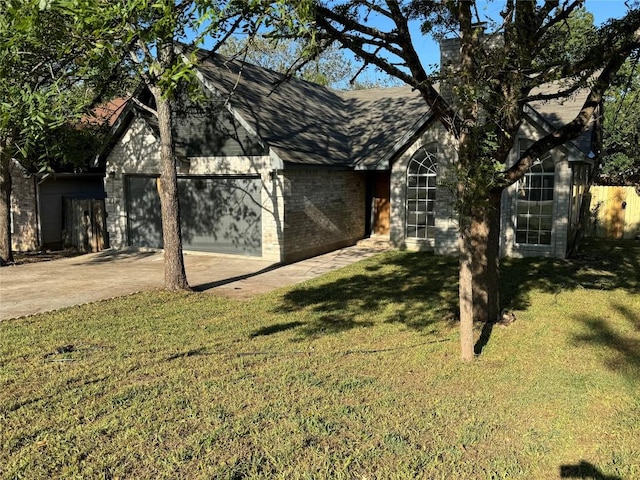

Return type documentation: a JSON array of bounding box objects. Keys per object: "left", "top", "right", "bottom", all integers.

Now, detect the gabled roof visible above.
[
  {"left": 99, "top": 48, "right": 596, "bottom": 170},
  {"left": 193, "top": 50, "right": 431, "bottom": 168},
  {"left": 195, "top": 53, "right": 351, "bottom": 166},
  {"left": 527, "top": 82, "right": 594, "bottom": 157},
  {"left": 342, "top": 86, "right": 432, "bottom": 168},
  {"left": 84, "top": 97, "right": 129, "bottom": 127},
  {"left": 193, "top": 49, "right": 594, "bottom": 169}
]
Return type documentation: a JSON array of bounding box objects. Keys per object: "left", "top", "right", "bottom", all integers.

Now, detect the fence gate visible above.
[
  {"left": 589, "top": 186, "right": 640, "bottom": 239},
  {"left": 62, "top": 198, "right": 107, "bottom": 252}
]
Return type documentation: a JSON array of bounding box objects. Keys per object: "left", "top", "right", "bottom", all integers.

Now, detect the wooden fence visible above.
[
  {"left": 589, "top": 186, "right": 640, "bottom": 239},
  {"left": 62, "top": 198, "right": 107, "bottom": 252}
]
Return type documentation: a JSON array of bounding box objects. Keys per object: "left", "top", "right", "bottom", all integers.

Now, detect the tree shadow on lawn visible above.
[
  {"left": 559, "top": 460, "right": 622, "bottom": 479},
  {"left": 260, "top": 239, "right": 639, "bottom": 356},
  {"left": 572, "top": 302, "right": 640, "bottom": 381},
  {"left": 267, "top": 251, "right": 460, "bottom": 340},
  {"left": 501, "top": 238, "right": 640, "bottom": 312}
]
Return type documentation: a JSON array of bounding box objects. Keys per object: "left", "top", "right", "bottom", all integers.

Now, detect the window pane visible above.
[
  {"left": 539, "top": 231, "right": 551, "bottom": 245},
  {"left": 530, "top": 215, "right": 541, "bottom": 232},
  {"left": 540, "top": 216, "right": 553, "bottom": 231},
  {"left": 516, "top": 214, "right": 529, "bottom": 228},
  {"left": 517, "top": 202, "right": 531, "bottom": 215},
  {"left": 426, "top": 200, "right": 435, "bottom": 213},
  {"left": 541, "top": 188, "right": 554, "bottom": 201},
  {"left": 539, "top": 203, "right": 553, "bottom": 216},
  {"left": 406, "top": 148, "right": 438, "bottom": 240},
  {"left": 515, "top": 153, "right": 555, "bottom": 245},
  {"left": 530, "top": 176, "right": 542, "bottom": 189},
  {"left": 427, "top": 214, "right": 435, "bottom": 227}
]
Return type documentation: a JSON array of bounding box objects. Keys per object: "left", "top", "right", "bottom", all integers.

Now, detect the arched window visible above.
[
  {"left": 515, "top": 150, "right": 555, "bottom": 245},
  {"left": 406, "top": 146, "right": 438, "bottom": 240}
]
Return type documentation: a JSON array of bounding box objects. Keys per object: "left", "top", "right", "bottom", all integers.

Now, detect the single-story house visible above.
[{"left": 99, "top": 43, "right": 595, "bottom": 263}]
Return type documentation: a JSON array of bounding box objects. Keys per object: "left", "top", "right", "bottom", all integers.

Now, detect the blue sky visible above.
[
  {"left": 411, "top": 0, "right": 634, "bottom": 71},
  {"left": 198, "top": 1, "right": 635, "bottom": 86}
]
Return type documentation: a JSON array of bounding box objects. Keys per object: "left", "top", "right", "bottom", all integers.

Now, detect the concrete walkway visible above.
[{"left": 0, "top": 244, "right": 386, "bottom": 321}]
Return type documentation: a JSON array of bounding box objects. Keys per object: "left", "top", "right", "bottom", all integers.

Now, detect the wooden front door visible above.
[{"left": 372, "top": 172, "right": 390, "bottom": 235}]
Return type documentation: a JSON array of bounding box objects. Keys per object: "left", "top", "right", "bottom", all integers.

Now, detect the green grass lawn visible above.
[{"left": 1, "top": 239, "right": 639, "bottom": 479}]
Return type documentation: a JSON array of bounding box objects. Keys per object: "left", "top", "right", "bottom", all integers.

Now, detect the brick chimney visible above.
[{"left": 438, "top": 23, "right": 489, "bottom": 106}]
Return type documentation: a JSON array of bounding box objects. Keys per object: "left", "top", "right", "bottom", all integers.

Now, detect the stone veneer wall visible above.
[
  {"left": 10, "top": 160, "right": 39, "bottom": 252},
  {"left": 104, "top": 117, "right": 284, "bottom": 261},
  {"left": 281, "top": 168, "right": 366, "bottom": 263},
  {"left": 391, "top": 119, "right": 573, "bottom": 260}
]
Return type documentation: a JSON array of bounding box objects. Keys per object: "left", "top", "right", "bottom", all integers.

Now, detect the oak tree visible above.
[
  {"left": 314, "top": 0, "right": 640, "bottom": 360},
  {"left": 600, "top": 55, "right": 640, "bottom": 185}
]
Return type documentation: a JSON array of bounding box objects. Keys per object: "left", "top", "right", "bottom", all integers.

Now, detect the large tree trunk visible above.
[
  {"left": 458, "top": 224, "right": 475, "bottom": 362},
  {"left": 0, "top": 140, "right": 14, "bottom": 266},
  {"left": 151, "top": 87, "right": 189, "bottom": 291},
  {"left": 458, "top": 194, "right": 502, "bottom": 361},
  {"left": 470, "top": 191, "right": 502, "bottom": 324}
]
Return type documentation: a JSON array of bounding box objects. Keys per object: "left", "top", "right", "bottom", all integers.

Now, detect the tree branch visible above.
[{"left": 503, "top": 53, "right": 630, "bottom": 185}]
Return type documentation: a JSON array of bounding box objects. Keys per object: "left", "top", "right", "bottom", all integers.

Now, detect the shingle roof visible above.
[
  {"left": 528, "top": 83, "right": 593, "bottom": 155},
  {"left": 196, "top": 53, "right": 351, "bottom": 166},
  {"left": 342, "top": 86, "right": 431, "bottom": 167},
  {"left": 118, "top": 48, "right": 591, "bottom": 170},
  {"left": 194, "top": 51, "right": 431, "bottom": 168}
]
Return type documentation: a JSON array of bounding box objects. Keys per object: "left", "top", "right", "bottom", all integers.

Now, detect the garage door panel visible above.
[
  {"left": 126, "top": 177, "right": 163, "bottom": 249},
  {"left": 126, "top": 176, "right": 262, "bottom": 256}
]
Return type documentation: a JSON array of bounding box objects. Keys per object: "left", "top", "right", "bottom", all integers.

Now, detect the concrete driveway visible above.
[{"left": 0, "top": 244, "right": 385, "bottom": 321}]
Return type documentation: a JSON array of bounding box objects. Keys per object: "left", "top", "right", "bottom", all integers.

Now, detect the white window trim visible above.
[
  {"left": 513, "top": 141, "right": 556, "bottom": 247},
  {"left": 405, "top": 146, "right": 438, "bottom": 242}
]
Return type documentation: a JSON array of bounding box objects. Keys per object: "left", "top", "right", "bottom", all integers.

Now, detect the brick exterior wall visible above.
[
  {"left": 10, "top": 160, "right": 39, "bottom": 252},
  {"left": 390, "top": 122, "right": 459, "bottom": 256},
  {"left": 105, "top": 117, "right": 285, "bottom": 262},
  {"left": 281, "top": 168, "right": 366, "bottom": 263},
  {"left": 500, "top": 123, "right": 573, "bottom": 259}
]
